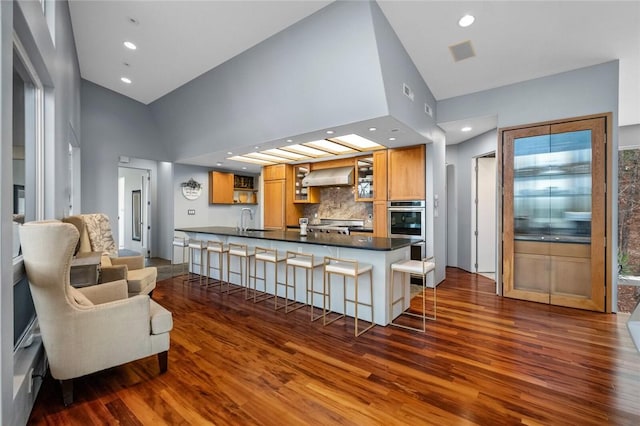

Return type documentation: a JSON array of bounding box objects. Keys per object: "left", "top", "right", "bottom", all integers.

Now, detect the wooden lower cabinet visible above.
[
  {"left": 508, "top": 241, "right": 599, "bottom": 310},
  {"left": 263, "top": 180, "right": 285, "bottom": 229},
  {"left": 373, "top": 201, "right": 387, "bottom": 238}
]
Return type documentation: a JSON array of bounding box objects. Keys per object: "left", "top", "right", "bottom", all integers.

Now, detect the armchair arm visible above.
[
  {"left": 46, "top": 295, "right": 154, "bottom": 380},
  {"left": 100, "top": 265, "right": 128, "bottom": 283},
  {"left": 77, "top": 279, "right": 128, "bottom": 304},
  {"left": 111, "top": 255, "right": 144, "bottom": 270}
]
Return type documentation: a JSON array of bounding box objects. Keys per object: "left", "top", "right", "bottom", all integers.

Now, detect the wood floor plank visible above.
[{"left": 28, "top": 268, "right": 640, "bottom": 425}]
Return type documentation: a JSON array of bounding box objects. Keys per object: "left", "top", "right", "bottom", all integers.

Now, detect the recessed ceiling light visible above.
[
  {"left": 128, "top": 17, "right": 139, "bottom": 25},
  {"left": 120, "top": 77, "right": 132, "bottom": 84},
  {"left": 368, "top": 127, "right": 377, "bottom": 132},
  {"left": 326, "top": 130, "right": 335, "bottom": 135},
  {"left": 242, "top": 167, "right": 247, "bottom": 170},
  {"left": 458, "top": 14, "right": 475, "bottom": 28},
  {"left": 227, "top": 151, "right": 233, "bottom": 155},
  {"left": 461, "top": 126, "right": 472, "bottom": 132},
  {"left": 330, "top": 134, "right": 384, "bottom": 150},
  {"left": 286, "top": 139, "right": 293, "bottom": 143},
  {"left": 388, "top": 137, "right": 396, "bottom": 141},
  {"left": 216, "top": 162, "right": 222, "bottom": 166},
  {"left": 124, "top": 41, "right": 137, "bottom": 50}
]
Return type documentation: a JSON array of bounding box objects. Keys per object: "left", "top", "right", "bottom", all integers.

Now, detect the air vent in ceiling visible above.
[
  {"left": 424, "top": 103, "right": 433, "bottom": 117},
  {"left": 449, "top": 40, "right": 476, "bottom": 62}
]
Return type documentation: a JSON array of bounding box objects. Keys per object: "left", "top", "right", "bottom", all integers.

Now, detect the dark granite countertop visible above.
[{"left": 175, "top": 226, "right": 418, "bottom": 251}]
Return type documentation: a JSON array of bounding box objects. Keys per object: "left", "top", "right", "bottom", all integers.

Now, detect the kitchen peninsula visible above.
[{"left": 175, "top": 226, "right": 420, "bottom": 325}]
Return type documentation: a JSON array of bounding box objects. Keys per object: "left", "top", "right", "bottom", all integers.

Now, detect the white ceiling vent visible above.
[
  {"left": 449, "top": 40, "right": 476, "bottom": 62},
  {"left": 424, "top": 103, "right": 433, "bottom": 117}
]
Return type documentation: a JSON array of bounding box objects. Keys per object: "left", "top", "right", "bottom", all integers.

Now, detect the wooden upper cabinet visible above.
[
  {"left": 209, "top": 171, "right": 234, "bottom": 204},
  {"left": 263, "top": 164, "right": 286, "bottom": 181},
  {"left": 388, "top": 145, "right": 425, "bottom": 200}
]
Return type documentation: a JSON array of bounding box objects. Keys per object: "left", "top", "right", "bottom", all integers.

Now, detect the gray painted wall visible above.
[
  {"left": 173, "top": 164, "right": 261, "bottom": 229},
  {"left": 439, "top": 61, "right": 619, "bottom": 304},
  {"left": 2, "top": 1, "right": 82, "bottom": 424},
  {"left": 80, "top": 80, "right": 170, "bottom": 247},
  {"left": 369, "top": 1, "right": 447, "bottom": 283},
  {"left": 150, "top": 0, "right": 388, "bottom": 162}
]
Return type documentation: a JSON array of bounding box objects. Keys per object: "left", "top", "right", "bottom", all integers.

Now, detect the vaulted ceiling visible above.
[{"left": 69, "top": 1, "right": 639, "bottom": 147}]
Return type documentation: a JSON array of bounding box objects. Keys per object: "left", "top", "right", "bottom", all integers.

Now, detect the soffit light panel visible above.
[
  {"left": 304, "top": 139, "right": 355, "bottom": 154},
  {"left": 281, "top": 144, "right": 332, "bottom": 157},
  {"left": 244, "top": 152, "right": 289, "bottom": 163},
  {"left": 227, "top": 155, "right": 275, "bottom": 165},
  {"left": 329, "top": 134, "right": 385, "bottom": 150},
  {"left": 227, "top": 133, "right": 387, "bottom": 167},
  {"left": 262, "top": 148, "right": 310, "bottom": 160}
]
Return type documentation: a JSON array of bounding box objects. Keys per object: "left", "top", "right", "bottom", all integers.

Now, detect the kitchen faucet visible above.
[{"left": 240, "top": 208, "right": 253, "bottom": 232}]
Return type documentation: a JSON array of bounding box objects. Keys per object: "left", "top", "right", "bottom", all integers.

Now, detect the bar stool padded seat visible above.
[
  {"left": 391, "top": 260, "right": 435, "bottom": 282},
  {"left": 325, "top": 262, "right": 372, "bottom": 276}
]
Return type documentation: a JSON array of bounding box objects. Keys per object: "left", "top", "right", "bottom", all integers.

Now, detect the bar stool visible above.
[
  {"left": 205, "top": 240, "right": 228, "bottom": 291},
  {"left": 323, "top": 257, "right": 374, "bottom": 337},
  {"left": 389, "top": 257, "right": 436, "bottom": 332},
  {"left": 172, "top": 235, "right": 189, "bottom": 280},
  {"left": 252, "top": 247, "right": 286, "bottom": 306},
  {"left": 187, "top": 239, "right": 207, "bottom": 286},
  {"left": 284, "top": 251, "right": 323, "bottom": 314},
  {"left": 226, "top": 243, "right": 255, "bottom": 294}
]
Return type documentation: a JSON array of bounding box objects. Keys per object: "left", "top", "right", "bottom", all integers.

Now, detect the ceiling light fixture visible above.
[
  {"left": 326, "top": 130, "right": 335, "bottom": 135},
  {"left": 120, "top": 77, "right": 132, "bottom": 84},
  {"left": 368, "top": 127, "right": 377, "bottom": 132},
  {"left": 216, "top": 162, "right": 222, "bottom": 166},
  {"left": 227, "top": 151, "right": 233, "bottom": 155},
  {"left": 286, "top": 139, "right": 293, "bottom": 143},
  {"left": 461, "top": 126, "right": 472, "bottom": 132},
  {"left": 458, "top": 14, "right": 475, "bottom": 28},
  {"left": 388, "top": 137, "right": 396, "bottom": 141},
  {"left": 330, "top": 134, "right": 384, "bottom": 150},
  {"left": 124, "top": 41, "right": 137, "bottom": 50}
]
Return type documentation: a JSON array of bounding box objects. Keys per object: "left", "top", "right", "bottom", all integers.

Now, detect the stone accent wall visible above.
[{"left": 302, "top": 187, "right": 372, "bottom": 222}]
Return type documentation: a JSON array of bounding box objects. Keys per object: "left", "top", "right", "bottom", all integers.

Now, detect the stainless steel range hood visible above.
[{"left": 301, "top": 166, "right": 354, "bottom": 187}]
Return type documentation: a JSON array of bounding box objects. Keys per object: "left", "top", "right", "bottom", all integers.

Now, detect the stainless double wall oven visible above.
[{"left": 388, "top": 200, "right": 426, "bottom": 263}]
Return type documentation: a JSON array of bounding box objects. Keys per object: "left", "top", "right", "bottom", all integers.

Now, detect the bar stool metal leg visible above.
[
  {"left": 226, "top": 243, "right": 254, "bottom": 295},
  {"left": 283, "top": 251, "right": 321, "bottom": 314},
  {"left": 389, "top": 257, "right": 436, "bottom": 332},
  {"left": 323, "top": 257, "right": 375, "bottom": 337},
  {"left": 253, "top": 247, "right": 285, "bottom": 305},
  {"left": 187, "top": 240, "right": 207, "bottom": 286},
  {"left": 172, "top": 235, "right": 189, "bottom": 281},
  {"left": 206, "top": 241, "right": 228, "bottom": 292}
]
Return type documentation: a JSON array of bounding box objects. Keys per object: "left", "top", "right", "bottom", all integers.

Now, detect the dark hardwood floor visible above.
[{"left": 28, "top": 268, "right": 640, "bottom": 425}]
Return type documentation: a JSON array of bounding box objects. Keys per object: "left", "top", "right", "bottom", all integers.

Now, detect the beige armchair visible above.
[
  {"left": 63, "top": 214, "right": 156, "bottom": 297},
  {"left": 19, "top": 221, "right": 172, "bottom": 406}
]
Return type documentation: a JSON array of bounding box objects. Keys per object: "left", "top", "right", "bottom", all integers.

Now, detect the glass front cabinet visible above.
[
  {"left": 501, "top": 116, "right": 608, "bottom": 311},
  {"left": 293, "top": 164, "right": 319, "bottom": 203}
]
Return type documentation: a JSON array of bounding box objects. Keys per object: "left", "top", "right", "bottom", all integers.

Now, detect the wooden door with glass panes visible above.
[{"left": 502, "top": 116, "right": 606, "bottom": 311}]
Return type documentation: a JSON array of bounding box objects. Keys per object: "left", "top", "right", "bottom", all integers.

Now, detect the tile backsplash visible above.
[{"left": 302, "top": 187, "right": 373, "bottom": 223}]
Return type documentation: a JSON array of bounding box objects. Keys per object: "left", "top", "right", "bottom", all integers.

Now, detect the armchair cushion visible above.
[
  {"left": 111, "top": 255, "right": 144, "bottom": 270},
  {"left": 78, "top": 279, "right": 128, "bottom": 305},
  {"left": 150, "top": 300, "right": 173, "bottom": 335},
  {"left": 69, "top": 287, "right": 93, "bottom": 307},
  {"left": 126, "top": 267, "right": 157, "bottom": 296}
]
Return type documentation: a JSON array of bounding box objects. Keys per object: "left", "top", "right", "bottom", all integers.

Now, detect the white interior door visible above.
[{"left": 476, "top": 156, "right": 497, "bottom": 273}]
